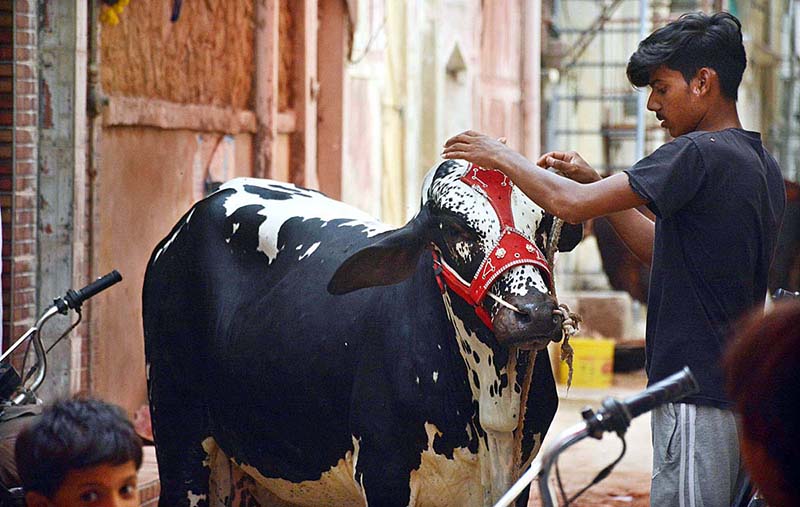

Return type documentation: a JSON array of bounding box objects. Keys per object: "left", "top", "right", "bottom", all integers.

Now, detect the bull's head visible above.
[
  {"left": 329, "top": 160, "right": 582, "bottom": 503},
  {"left": 329, "top": 160, "right": 582, "bottom": 349}
]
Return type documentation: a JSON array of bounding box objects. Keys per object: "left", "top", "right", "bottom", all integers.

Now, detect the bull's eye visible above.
[{"left": 443, "top": 227, "right": 476, "bottom": 262}]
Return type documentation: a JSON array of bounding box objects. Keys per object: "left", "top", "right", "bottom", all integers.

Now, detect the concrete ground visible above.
[{"left": 527, "top": 369, "right": 652, "bottom": 507}]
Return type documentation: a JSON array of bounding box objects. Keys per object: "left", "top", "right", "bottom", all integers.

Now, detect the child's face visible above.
[
  {"left": 27, "top": 461, "right": 139, "bottom": 507},
  {"left": 646, "top": 65, "right": 705, "bottom": 138}
]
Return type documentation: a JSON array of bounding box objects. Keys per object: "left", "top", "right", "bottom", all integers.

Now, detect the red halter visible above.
[{"left": 432, "top": 164, "right": 552, "bottom": 329}]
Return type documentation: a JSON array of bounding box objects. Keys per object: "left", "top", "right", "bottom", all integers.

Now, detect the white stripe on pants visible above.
[{"left": 651, "top": 403, "right": 746, "bottom": 507}]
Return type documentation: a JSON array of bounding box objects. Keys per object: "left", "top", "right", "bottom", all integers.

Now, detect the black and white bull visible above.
[{"left": 143, "top": 160, "right": 583, "bottom": 507}]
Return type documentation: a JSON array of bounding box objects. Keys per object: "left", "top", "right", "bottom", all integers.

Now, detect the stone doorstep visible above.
[{"left": 138, "top": 446, "right": 160, "bottom": 506}]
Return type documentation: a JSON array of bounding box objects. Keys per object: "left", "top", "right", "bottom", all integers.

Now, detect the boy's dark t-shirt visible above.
[{"left": 624, "top": 129, "right": 786, "bottom": 408}]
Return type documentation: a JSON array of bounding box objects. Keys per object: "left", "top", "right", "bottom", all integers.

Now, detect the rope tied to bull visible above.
[{"left": 545, "top": 169, "right": 581, "bottom": 388}]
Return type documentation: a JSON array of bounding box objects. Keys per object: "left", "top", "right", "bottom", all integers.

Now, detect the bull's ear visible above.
[
  {"left": 557, "top": 222, "right": 583, "bottom": 252},
  {"left": 328, "top": 207, "right": 433, "bottom": 295}
]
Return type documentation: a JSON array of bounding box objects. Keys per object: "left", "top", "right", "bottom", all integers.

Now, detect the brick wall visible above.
[{"left": 1, "top": 0, "right": 37, "bottom": 353}]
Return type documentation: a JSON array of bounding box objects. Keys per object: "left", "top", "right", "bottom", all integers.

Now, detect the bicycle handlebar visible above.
[
  {"left": 623, "top": 367, "right": 698, "bottom": 420},
  {"left": 773, "top": 288, "right": 800, "bottom": 301},
  {"left": 55, "top": 270, "right": 122, "bottom": 314},
  {"left": 494, "top": 366, "right": 699, "bottom": 507},
  {"left": 0, "top": 270, "right": 123, "bottom": 403}
]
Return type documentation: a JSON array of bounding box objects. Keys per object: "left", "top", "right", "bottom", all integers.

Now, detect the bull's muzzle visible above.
[{"left": 492, "top": 295, "right": 563, "bottom": 349}]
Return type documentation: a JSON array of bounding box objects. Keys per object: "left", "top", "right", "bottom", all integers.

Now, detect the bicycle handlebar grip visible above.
[
  {"left": 64, "top": 270, "right": 123, "bottom": 310},
  {"left": 623, "top": 367, "right": 699, "bottom": 419},
  {"left": 773, "top": 288, "right": 800, "bottom": 301}
]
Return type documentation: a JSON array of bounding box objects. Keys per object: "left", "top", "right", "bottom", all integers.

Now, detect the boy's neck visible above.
[{"left": 696, "top": 99, "right": 743, "bottom": 133}]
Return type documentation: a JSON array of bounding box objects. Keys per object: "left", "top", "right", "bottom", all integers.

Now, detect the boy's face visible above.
[
  {"left": 646, "top": 65, "right": 706, "bottom": 137},
  {"left": 25, "top": 461, "right": 139, "bottom": 507}
]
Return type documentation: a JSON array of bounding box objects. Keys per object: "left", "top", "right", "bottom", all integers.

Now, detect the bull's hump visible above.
[{"left": 218, "top": 178, "right": 390, "bottom": 262}]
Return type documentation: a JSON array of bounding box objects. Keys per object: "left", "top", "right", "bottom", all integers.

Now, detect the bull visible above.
[{"left": 143, "top": 160, "right": 582, "bottom": 506}]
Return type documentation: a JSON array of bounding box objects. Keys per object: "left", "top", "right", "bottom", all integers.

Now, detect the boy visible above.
[
  {"left": 442, "top": 11, "right": 786, "bottom": 507},
  {"left": 15, "top": 398, "right": 142, "bottom": 507}
]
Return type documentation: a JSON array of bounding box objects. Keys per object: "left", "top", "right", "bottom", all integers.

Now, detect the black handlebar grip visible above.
[
  {"left": 623, "top": 367, "right": 699, "bottom": 419},
  {"left": 64, "top": 270, "right": 123, "bottom": 310}
]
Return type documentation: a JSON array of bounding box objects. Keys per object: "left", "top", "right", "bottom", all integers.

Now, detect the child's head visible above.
[
  {"left": 627, "top": 11, "right": 746, "bottom": 101},
  {"left": 725, "top": 302, "right": 800, "bottom": 507},
  {"left": 15, "top": 397, "right": 143, "bottom": 507}
]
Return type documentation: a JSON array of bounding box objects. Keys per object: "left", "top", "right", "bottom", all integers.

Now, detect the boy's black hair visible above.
[
  {"left": 14, "top": 397, "right": 143, "bottom": 498},
  {"left": 626, "top": 11, "right": 746, "bottom": 100}
]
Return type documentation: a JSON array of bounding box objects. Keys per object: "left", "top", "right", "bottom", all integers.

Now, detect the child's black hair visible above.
[
  {"left": 626, "top": 11, "right": 746, "bottom": 100},
  {"left": 14, "top": 397, "right": 143, "bottom": 498}
]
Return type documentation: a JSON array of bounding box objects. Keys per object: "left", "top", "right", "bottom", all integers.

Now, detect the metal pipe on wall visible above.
[{"left": 635, "top": 0, "right": 648, "bottom": 160}]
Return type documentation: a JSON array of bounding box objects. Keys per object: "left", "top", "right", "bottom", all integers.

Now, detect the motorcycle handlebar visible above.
[{"left": 56, "top": 270, "right": 123, "bottom": 313}]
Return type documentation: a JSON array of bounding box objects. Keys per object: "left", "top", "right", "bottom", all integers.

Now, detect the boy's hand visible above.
[
  {"left": 442, "top": 130, "right": 520, "bottom": 171},
  {"left": 537, "top": 151, "right": 602, "bottom": 183}
]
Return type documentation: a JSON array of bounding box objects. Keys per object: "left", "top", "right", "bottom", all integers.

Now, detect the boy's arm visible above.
[
  {"left": 538, "top": 149, "right": 654, "bottom": 265},
  {"left": 442, "top": 131, "right": 647, "bottom": 223},
  {"left": 603, "top": 209, "right": 655, "bottom": 266}
]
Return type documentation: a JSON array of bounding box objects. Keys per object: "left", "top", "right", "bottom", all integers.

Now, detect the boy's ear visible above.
[
  {"left": 24, "top": 491, "right": 51, "bottom": 507},
  {"left": 695, "top": 67, "right": 714, "bottom": 96}
]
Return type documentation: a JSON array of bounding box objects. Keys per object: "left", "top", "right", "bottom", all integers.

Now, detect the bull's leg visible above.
[
  {"left": 354, "top": 440, "right": 417, "bottom": 507},
  {"left": 148, "top": 360, "right": 212, "bottom": 507}
]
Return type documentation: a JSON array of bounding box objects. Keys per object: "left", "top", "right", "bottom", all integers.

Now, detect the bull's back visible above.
[
  {"left": 143, "top": 177, "right": 389, "bottom": 349},
  {"left": 142, "top": 178, "right": 400, "bottom": 480}
]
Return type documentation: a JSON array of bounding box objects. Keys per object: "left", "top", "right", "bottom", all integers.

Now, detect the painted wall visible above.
[
  {"left": 92, "top": 128, "right": 252, "bottom": 413},
  {"left": 94, "top": 0, "right": 257, "bottom": 413},
  {"left": 100, "top": 0, "right": 254, "bottom": 108}
]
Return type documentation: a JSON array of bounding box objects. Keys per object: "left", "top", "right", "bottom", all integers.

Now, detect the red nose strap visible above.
[
  {"left": 432, "top": 164, "right": 552, "bottom": 329},
  {"left": 472, "top": 228, "right": 551, "bottom": 302}
]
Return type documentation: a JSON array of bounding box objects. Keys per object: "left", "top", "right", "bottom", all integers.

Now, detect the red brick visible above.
[
  {"left": 12, "top": 322, "right": 35, "bottom": 340},
  {"left": 11, "top": 240, "right": 34, "bottom": 257},
  {"left": 8, "top": 304, "right": 33, "bottom": 322},
  {"left": 15, "top": 0, "right": 29, "bottom": 12},
  {"left": 15, "top": 96, "right": 33, "bottom": 110},
  {"left": 14, "top": 14, "right": 31, "bottom": 29},
  {"left": 13, "top": 289, "right": 34, "bottom": 306},
  {"left": 15, "top": 111, "right": 34, "bottom": 126},
  {"left": 14, "top": 145, "right": 32, "bottom": 160},
  {"left": 14, "top": 160, "right": 35, "bottom": 176},
  {"left": 13, "top": 194, "right": 36, "bottom": 210},
  {"left": 14, "top": 176, "right": 34, "bottom": 192},
  {"left": 2, "top": 271, "right": 31, "bottom": 290},
  {"left": 14, "top": 31, "right": 32, "bottom": 46},
  {"left": 13, "top": 47, "right": 30, "bottom": 61},
  {"left": 12, "top": 210, "right": 33, "bottom": 225},
  {"left": 14, "top": 129, "right": 32, "bottom": 143},
  {"left": 11, "top": 226, "right": 33, "bottom": 241},
  {"left": 14, "top": 63, "right": 31, "bottom": 79},
  {"left": 14, "top": 80, "right": 33, "bottom": 94}
]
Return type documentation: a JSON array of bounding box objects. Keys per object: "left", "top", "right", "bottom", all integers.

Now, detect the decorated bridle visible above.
[{"left": 432, "top": 164, "right": 552, "bottom": 330}]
